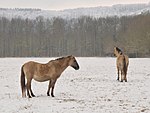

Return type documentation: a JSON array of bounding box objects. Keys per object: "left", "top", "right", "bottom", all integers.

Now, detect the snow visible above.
[{"left": 0, "top": 57, "right": 150, "bottom": 113}]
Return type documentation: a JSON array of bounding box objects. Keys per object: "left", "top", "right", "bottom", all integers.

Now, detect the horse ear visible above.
[
  {"left": 67, "top": 55, "right": 73, "bottom": 59},
  {"left": 69, "top": 55, "right": 74, "bottom": 57},
  {"left": 119, "top": 51, "right": 123, "bottom": 55}
]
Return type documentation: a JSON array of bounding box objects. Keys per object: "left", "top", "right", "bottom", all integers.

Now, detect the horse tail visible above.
[
  {"left": 123, "top": 55, "right": 127, "bottom": 76},
  {"left": 21, "top": 66, "right": 26, "bottom": 97}
]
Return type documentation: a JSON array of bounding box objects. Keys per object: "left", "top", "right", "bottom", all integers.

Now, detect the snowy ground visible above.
[{"left": 0, "top": 57, "right": 150, "bottom": 113}]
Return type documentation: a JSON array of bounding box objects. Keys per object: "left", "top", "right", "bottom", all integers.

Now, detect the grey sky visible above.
[{"left": 0, "top": 0, "right": 150, "bottom": 10}]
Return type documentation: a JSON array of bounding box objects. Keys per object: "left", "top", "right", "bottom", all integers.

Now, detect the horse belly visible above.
[{"left": 33, "top": 75, "right": 50, "bottom": 82}]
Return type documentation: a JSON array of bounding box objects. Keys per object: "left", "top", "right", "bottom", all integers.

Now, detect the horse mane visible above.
[
  {"left": 54, "top": 55, "right": 73, "bottom": 61},
  {"left": 47, "top": 56, "right": 69, "bottom": 64},
  {"left": 116, "top": 47, "right": 123, "bottom": 55},
  {"left": 55, "top": 57, "right": 65, "bottom": 61}
]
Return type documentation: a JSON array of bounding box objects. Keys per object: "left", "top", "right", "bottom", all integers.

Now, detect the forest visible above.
[{"left": 0, "top": 13, "right": 150, "bottom": 57}]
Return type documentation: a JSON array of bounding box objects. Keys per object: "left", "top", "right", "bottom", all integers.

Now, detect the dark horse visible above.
[
  {"left": 20, "top": 55, "right": 79, "bottom": 98},
  {"left": 114, "top": 47, "right": 129, "bottom": 82}
]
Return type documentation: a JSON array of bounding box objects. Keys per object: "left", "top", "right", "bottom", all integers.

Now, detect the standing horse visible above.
[
  {"left": 114, "top": 47, "right": 129, "bottom": 82},
  {"left": 20, "top": 55, "right": 79, "bottom": 98}
]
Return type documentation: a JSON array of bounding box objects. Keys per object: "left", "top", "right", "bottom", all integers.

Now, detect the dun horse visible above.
[
  {"left": 114, "top": 47, "right": 129, "bottom": 82},
  {"left": 20, "top": 55, "right": 79, "bottom": 98}
]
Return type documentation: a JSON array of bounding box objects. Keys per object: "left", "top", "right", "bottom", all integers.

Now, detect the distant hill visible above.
[{"left": 0, "top": 3, "right": 150, "bottom": 19}]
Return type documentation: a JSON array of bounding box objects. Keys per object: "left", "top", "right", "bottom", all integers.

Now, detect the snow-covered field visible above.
[{"left": 0, "top": 58, "right": 150, "bottom": 113}]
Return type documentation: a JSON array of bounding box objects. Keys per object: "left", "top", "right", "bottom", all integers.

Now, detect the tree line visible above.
[{"left": 0, "top": 13, "right": 150, "bottom": 57}]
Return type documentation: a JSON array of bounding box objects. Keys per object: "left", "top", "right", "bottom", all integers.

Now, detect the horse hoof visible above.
[
  {"left": 51, "top": 95, "right": 55, "bottom": 97},
  {"left": 120, "top": 80, "right": 123, "bottom": 82}
]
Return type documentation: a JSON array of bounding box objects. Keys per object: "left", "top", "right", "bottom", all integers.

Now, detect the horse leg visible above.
[
  {"left": 26, "top": 78, "right": 35, "bottom": 98},
  {"left": 29, "top": 80, "right": 35, "bottom": 97},
  {"left": 120, "top": 70, "right": 123, "bottom": 82},
  {"left": 124, "top": 72, "right": 127, "bottom": 82},
  {"left": 47, "top": 79, "right": 56, "bottom": 97},
  {"left": 124, "top": 76, "right": 127, "bottom": 82},
  {"left": 47, "top": 80, "right": 51, "bottom": 96},
  {"left": 51, "top": 81, "right": 56, "bottom": 97},
  {"left": 26, "top": 80, "right": 32, "bottom": 98},
  {"left": 125, "top": 67, "right": 128, "bottom": 82},
  {"left": 117, "top": 67, "right": 119, "bottom": 81}
]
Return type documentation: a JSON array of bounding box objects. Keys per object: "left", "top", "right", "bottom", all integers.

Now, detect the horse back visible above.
[
  {"left": 23, "top": 61, "right": 36, "bottom": 72},
  {"left": 23, "top": 61, "right": 50, "bottom": 75},
  {"left": 117, "top": 54, "right": 129, "bottom": 74},
  {"left": 23, "top": 61, "right": 57, "bottom": 80},
  {"left": 117, "top": 55, "right": 126, "bottom": 68}
]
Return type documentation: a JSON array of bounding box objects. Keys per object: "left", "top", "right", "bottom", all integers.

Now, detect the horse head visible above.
[
  {"left": 68, "top": 55, "right": 79, "bottom": 70},
  {"left": 114, "top": 46, "right": 122, "bottom": 57}
]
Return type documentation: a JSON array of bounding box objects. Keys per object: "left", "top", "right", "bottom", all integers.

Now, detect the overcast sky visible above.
[{"left": 0, "top": 0, "right": 150, "bottom": 10}]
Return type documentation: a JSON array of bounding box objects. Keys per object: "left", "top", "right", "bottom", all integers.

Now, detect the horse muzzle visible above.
[{"left": 72, "top": 64, "right": 79, "bottom": 70}]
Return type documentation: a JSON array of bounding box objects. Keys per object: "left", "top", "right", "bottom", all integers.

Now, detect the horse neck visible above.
[
  {"left": 117, "top": 53, "right": 126, "bottom": 59},
  {"left": 60, "top": 58, "right": 69, "bottom": 66},
  {"left": 116, "top": 52, "right": 122, "bottom": 57},
  {"left": 56, "top": 58, "right": 70, "bottom": 72}
]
